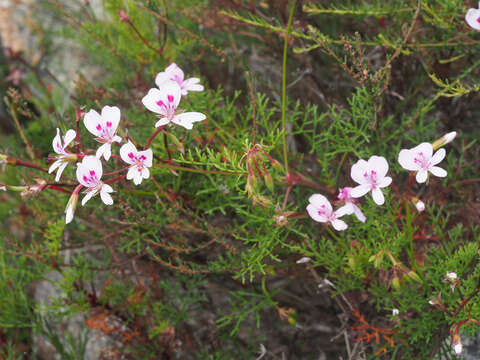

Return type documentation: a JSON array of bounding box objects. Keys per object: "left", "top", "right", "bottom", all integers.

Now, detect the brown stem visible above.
[
  {"left": 104, "top": 175, "right": 126, "bottom": 184},
  {"left": 47, "top": 185, "right": 72, "bottom": 194},
  {"left": 144, "top": 126, "right": 166, "bottom": 149},
  {"left": 125, "top": 19, "right": 161, "bottom": 54},
  {"left": 7, "top": 157, "right": 48, "bottom": 173}
]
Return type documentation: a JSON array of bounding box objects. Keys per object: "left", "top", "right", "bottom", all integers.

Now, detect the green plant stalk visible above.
[
  {"left": 281, "top": 0, "right": 296, "bottom": 175},
  {"left": 405, "top": 201, "right": 424, "bottom": 279}
]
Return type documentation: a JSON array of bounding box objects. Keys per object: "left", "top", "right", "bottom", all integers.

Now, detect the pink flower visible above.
[
  {"left": 398, "top": 142, "right": 447, "bottom": 183},
  {"left": 120, "top": 141, "right": 153, "bottom": 185},
  {"left": 76, "top": 156, "right": 114, "bottom": 206},
  {"left": 48, "top": 128, "right": 77, "bottom": 182},
  {"left": 155, "top": 63, "right": 204, "bottom": 96},
  {"left": 466, "top": 4, "right": 480, "bottom": 30},
  {"left": 336, "top": 187, "right": 366, "bottom": 223},
  {"left": 83, "top": 106, "right": 122, "bottom": 161},
  {"left": 5, "top": 66, "right": 24, "bottom": 86},
  {"left": 306, "top": 194, "right": 348, "bottom": 231},
  {"left": 118, "top": 9, "right": 130, "bottom": 22},
  {"left": 350, "top": 156, "right": 392, "bottom": 205},
  {"left": 142, "top": 81, "right": 206, "bottom": 129}
]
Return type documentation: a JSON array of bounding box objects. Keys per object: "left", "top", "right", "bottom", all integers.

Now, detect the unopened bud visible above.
[
  {"left": 264, "top": 171, "right": 274, "bottom": 192},
  {"left": 21, "top": 179, "right": 48, "bottom": 198},
  {"left": 411, "top": 197, "right": 425, "bottom": 212},
  {"left": 392, "top": 277, "right": 401, "bottom": 290},
  {"left": 405, "top": 270, "right": 422, "bottom": 283},
  {"left": 118, "top": 9, "right": 130, "bottom": 22},
  {"left": 453, "top": 334, "right": 462, "bottom": 355},
  {"left": 65, "top": 190, "right": 80, "bottom": 224},
  {"left": 392, "top": 308, "right": 399, "bottom": 316},
  {"left": 432, "top": 131, "right": 457, "bottom": 150},
  {"left": 271, "top": 158, "right": 284, "bottom": 172}
]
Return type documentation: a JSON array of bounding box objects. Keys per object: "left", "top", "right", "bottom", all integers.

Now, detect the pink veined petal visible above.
[
  {"left": 371, "top": 188, "right": 385, "bottom": 205},
  {"left": 84, "top": 109, "right": 102, "bottom": 136},
  {"left": 78, "top": 156, "right": 103, "bottom": 183},
  {"left": 411, "top": 142, "right": 433, "bottom": 159},
  {"left": 139, "top": 149, "right": 153, "bottom": 167},
  {"left": 350, "top": 184, "right": 371, "bottom": 198},
  {"left": 142, "top": 88, "right": 167, "bottom": 115},
  {"left": 429, "top": 166, "right": 447, "bottom": 178},
  {"left": 368, "top": 155, "right": 389, "bottom": 178},
  {"left": 336, "top": 203, "right": 354, "bottom": 216},
  {"left": 416, "top": 169, "right": 428, "bottom": 183},
  {"left": 55, "top": 162, "right": 68, "bottom": 182},
  {"left": 398, "top": 149, "right": 419, "bottom": 171},
  {"left": 63, "top": 129, "right": 76, "bottom": 148},
  {"left": 101, "top": 106, "right": 121, "bottom": 132},
  {"left": 52, "top": 128, "right": 63, "bottom": 154},
  {"left": 81, "top": 190, "right": 95, "bottom": 206},
  {"left": 171, "top": 112, "right": 206, "bottom": 130},
  {"left": 352, "top": 204, "right": 367, "bottom": 223},
  {"left": 351, "top": 159, "right": 369, "bottom": 184},
  {"left": 100, "top": 187, "right": 114, "bottom": 205},
  {"left": 155, "top": 117, "right": 170, "bottom": 128},
  {"left": 158, "top": 81, "right": 182, "bottom": 108},
  {"left": 182, "top": 78, "right": 204, "bottom": 92},
  {"left": 126, "top": 166, "right": 138, "bottom": 181},
  {"left": 112, "top": 135, "right": 122, "bottom": 143},
  {"left": 331, "top": 219, "right": 348, "bottom": 231},
  {"left": 306, "top": 204, "right": 328, "bottom": 223},
  {"left": 120, "top": 141, "right": 137, "bottom": 165},
  {"left": 430, "top": 148, "right": 446, "bottom": 166},
  {"left": 378, "top": 176, "right": 392, "bottom": 188},
  {"left": 466, "top": 8, "right": 480, "bottom": 31},
  {"left": 308, "top": 194, "right": 332, "bottom": 214},
  {"left": 48, "top": 159, "right": 63, "bottom": 174}
]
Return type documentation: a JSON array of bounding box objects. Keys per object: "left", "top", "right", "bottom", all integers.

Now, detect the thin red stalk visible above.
[
  {"left": 103, "top": 167, "right": 129, "bottom": 177},
  {"left": 9, "top": 157, "right": 48, "bottom": 173},
  {"left": 125, "top": 19, "right": 160, "bottom": 54},
  {"left": 47, "top": 185, "right": 72, "bottom": 194},
  {"left": 104, "top": 175, "right": 126, "bottom": 184},
  {"left": 144, "top": 126, "right": 165, "bottom": 150}
]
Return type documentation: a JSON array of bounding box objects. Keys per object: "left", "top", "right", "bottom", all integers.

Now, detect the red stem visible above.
[
  {"left": 144, "top": 126, "right": 165, "bottom": 150},
  {"left": 104, "top": 175, "right": 126, "bottom": 184},
  {"left": 9, "top": 157, "right": 48, "bottom": 173},
  {"left": 104, "top": 167, "right": 129, "bottom": 177},
  {"left": 47, "top": 185, "right": 72, "bottom": 194}
]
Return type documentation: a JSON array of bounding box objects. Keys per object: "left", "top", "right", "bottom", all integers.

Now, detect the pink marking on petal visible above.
[
  {"left": 90, "top": 170, "right": 95, "bottom": 176},
  {"left": 138, "top": 167, "right": 142, "bottom": 172},
  {"left": 128, "top": 152, "right": 135, "bottom": 158},
  {"left": 106, "top": 121, "right": 112, "bottom": 127},
  {"left": 140, "top": 155, "right": 146, "bottom": 160},
  {"left": 477, "top": 16, "right": 480, "bottom": 23},
  {"left": 363, "top": 172, "right": 368, "bottom": 177},
  {"left": 167, "top": 95, "right": 174, "bottom": 103},
  {"left": 96, "top": 124, "right": 102, "bottom": 131},
  {"left": 156, "top": 100, "right": 165, "bottom": 107},
  {"left": 83, "top": 175, "right": 88, "bottom": 182}
]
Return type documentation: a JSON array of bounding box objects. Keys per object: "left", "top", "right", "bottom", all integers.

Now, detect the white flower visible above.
[
  {"left": 76, "top": 156, "right": 114, "bottom": 206},
  {"left": 155, "top": 63, "right": 204, "bottom": 96},
  {"left": 48, "top": 128, "right": 77, "bottom": 182},
  {"left": 398, "top": 142, "right": 447, "bottom": 183},
  {"left": 415, "top": 199, "right": 425, "bottom": 212},
  {"left": 296, "top": 257, "right": 311, "bottom": 264},
  {"left": 350, "top": 156, "right": 392, "bottom": 205},
  {"left": 83, "top": 106, "right": 122, "bottom": 161},
  {"left": 446, "top": 272, "right": 457, "bottom": 281},
  {"left": 454, "top": 338, "right": 463, "bottom": 355},
  {"left": 392, "top": 308, "right": 399, "bottom": 316},
  {"left": 336, "top": 187, "right": 366, "bottom": 223},
  {"left": 306, "top": 194, "right": 348, "bottom": 231},
  {"left": 120, "top": 141, "right": 153, "bottom": 185},
  {"left": 142, "top": 81, "right": 206, "bottom": 129},
  {"left": 466, "top": 4, "right": 480, "bottom": 31}
]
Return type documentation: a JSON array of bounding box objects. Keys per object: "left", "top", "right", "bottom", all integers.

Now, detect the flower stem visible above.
[
  {"left": 144, "top": 126, "right": 166, "bottom": 150},
  {"left": 104, "top": 175, "right": 126, "bottom": 184},
  {"left": 281, "top": 0, "right": 296, "bottom": 176}
]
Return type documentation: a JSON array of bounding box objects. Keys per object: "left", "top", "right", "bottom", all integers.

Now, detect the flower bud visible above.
[
  {"left": 264, "top": 171, "right": 274, "bottom": 192},
  {"left": 65, "top": 192, "right": 79, "bottom": 224},
  {"left": 392, "top": 276, "right": 401, "bottom": 290},
  {"left": 118, "top": 9, "right": 130, "bottom": 22},
  {"left": 21, "top": 179, "right": 48, "bottom": 198},
  {"left": 411, "top": 197, "right": 425, "bottom": 212},
  {"left": 392, "top": 308, "right": 399, "bottom": 316},
  {"left": 405, "top": 270, "right": 422, "bottom": 283},
  {"left": 452, "top": 334, "right": 462, "bottom": 355},
  {"left": 432, "top": 131, "right": 457, "bottom": 150}
]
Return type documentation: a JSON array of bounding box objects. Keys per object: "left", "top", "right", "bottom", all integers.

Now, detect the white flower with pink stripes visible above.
[
  {"left": 155, "top": 63, "right": 204, "bottom": 96},
  {"left": 350, "top": 156, "right": 392, "bottom": 205},
  {"left": 398, "top": 142, "right": 447, "bottom": 183},
  {"left": 142, "top": 81, "right": 206, "bottom": 130},
  {"left": 336, "top": 187, "right": 366, "bottom": 223},
  {"left": 76, "top": 156, "right": 114, "bottom": 206},
  {"left": 120, "top": 141, "right": 153, "bottom": 185},
  {"left": 307, "top": 194, "right": 348, "bottom": 231},
  {"left": 49, "top": 128, "right": 77, "bottom": 182},
  {"left": 84, "top": 106, "right": 122, "bottom": 161}
]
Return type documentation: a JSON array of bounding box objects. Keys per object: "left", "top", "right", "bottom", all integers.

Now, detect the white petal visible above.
[
  {"left": 55, "top": 162, "right": 68, "bottom": 182},
  {"left": 81, "top": 191, "right": 95, "bottom": 206},
  {"left": 350, "top": 159, "right": 369, "bottom": 184},
  {"left": 142, "top": 88, "right": 167, "bottom": 115},
  {"left": 416, "top": 169, "right": 428, "bottom": 183},
  {"left": 171, "top": 112, "right": 206, "bottom": 129},
  {"left": 430, "top": 148, "right": 446, "bottom": 165},
  {"left": 127, "top": 166, "right": 137, "bottom": 180},
  {"left": 182, "top": 78, "right": 204, "bottom": 92},
  {"left": 142, "top": 167, "right": 150, "bottom": 180},
  {"left": 398, "top": 149, "right": 419, "bottom": 171},
  {"left": 378, "top": 176, "right": 392, "bottom": 188},
  {"left": 352, "top": 204, "right": 366, "bottom": 223},
  {"left": 411, "top": 142, "right": 433, "bottom": 159},
  {"left": 368, "top": 155, "right": 389, "bottom": 178},
  {"left": 65, "top": 203, "right": 74, "bottom": 224},
  {"left": 138, "top": 149, "right": 153, "bottom": 167},
  {"left": 336, "top": 203, "right": 354, "bottom": 216},
  {"left": 100, "top": 187, "right": 114, "bottom": 205},
  {"left": 76, "top": 156, "right": 103, "bottom": 186},
  {"left": 101, "top": 106, "right": 121, "bottom": 132},
  {"left": 371, "top": 188, "right": 385, "bottom": 205},
  {"left": 48, "top": 159, "right": 63, "bottom": 174},
  {"left": 133, "top": 172, "right": 142, "bottom": 185},
  {"left": 331, "top": 219, "right": 348, "bottom": 231},
  {"left": 102, "top": 184, "right": 114, "bottom": 193},
  {"left": 429, "top": 166, "right": 447, "bottom": 178},
  {"left": 466, "top": 8, "right": 480, "bottom": 30},
  {"left": 159, "top": 81, "right": 182, "bottom": 108},
  {"left": 120, "top": 141, "right": 137, "bottom": 164},
  {"left": 84, "top": 109, "right": 102, "bottom": 136},
  {"left": 306, "top": 204, "right": 328, "bottom": 223},
  {"left": 112, "top": 135, "right": 122, "bottom": 143},
  {"left": 63, "top": 129, "right": 76, "bottom": 147},
  {"left": 52, "top": 128, "right": 63, "bottom": 154},
  {"left": 308, "top": 194, "right": 332, "bottom": 214},
  {"left": 96, "top": 143, "right": 111, "bottom": 161},
  {"left": 155, "top": 117, "right": 170, "bottom": 128},
  {"left": 350, "top": 184, "right": 370, "bottom": 198}
]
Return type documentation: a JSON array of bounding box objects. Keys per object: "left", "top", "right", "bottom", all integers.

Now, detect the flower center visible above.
[
  {"left": 156, "top": 94, "right": 177, "bottom": 120},
  {"left": 413, "top": 151, "right": 430, "bottom": 170},
  {"left": 82, "top": 169, "right": 101, "bottom": 188},
  {"left": 128, "top": 152, "right": 147, "bottom": 172},
  {"left": 363, "top": 170, "right": 378, "bottom": 188},
  {"left": 95, "top": 122, "right": 115, "bottom": 142}
]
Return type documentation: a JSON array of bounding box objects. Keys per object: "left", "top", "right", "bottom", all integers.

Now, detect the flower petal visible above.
[
  {"left": 142, "top": 88, "right": 167, "bottom": 115},
  {"left": 416, "top": 169, "right": 428, "bottom": 183},
  {"left": 331, "top": 219, "right": 348, "bottom": 231},
  {"left": 466, "top": 8, "right": 480, "bottom": 31},
  {"left": 336, "top": 203, "right": 354, "bottom": 217},
  {"left": 182, "top": 78, "right": 204, "bottom": 93},
  {"left": 138, "top": 149, "right": 153, "bottom": 167},
  {"left": 81, "top": 190, "right": 95, "bottom": 206},
  {"left": 100, "top": 187, "right": 114, "bottom": 205},
  {"left": 412, "top": 142, "right": 433, "bottom": 159},
  {"left": 368, "top": 155, "right": 389, "bottom": 178},
  {"left": 430, "top": 148, "right": 446, "bottom": 166},
  {"left": 101, "top": 106, "right": 121, "bottom": 132},
  {"left": 142, "top": 167, "right": 150, "bottom": 179},
  {"left": 371, "top": 188, "right": 385, "bottom": 205},
  {"left": 171, "top": 112, "right": 206, "bottom": 129},
  {"left": 52, "top": 128, "right": 63, "bottom": 154},
  {"left": 429, "top": 166, "right": 447, "bottom": 178},
  {"left": 306, "top": 204, "right": 328, "bottom": 223},
  {"left": 63, "top": 129, "right": 76, "bottom": 148},
  {"left": 308, "top": 194, "right": 332, "bottom": 214},
  {"left": 127, "top": 166, "right": 137, "bottom": 180},
  {"left": 155, "top": 117, "right": 170, "bottom": 128},
  {"left": 160, "top": 81, "right": 182, "bottom": 108},
  {"left": 48, "top": 159, "right": 63, "bottom": 174},
  {"left": 351, "top": 159, "right": 369, "bottom": 184},
  {"left": 120, "top": 141, "right": 137, "bottom": 165},
  {"left": 84, "top": 109, "right": 102, "bottom": 136},
  {"left": 96, "top": 143, "right": 112, "bottom": 161},
  {"left": 350, "top": 184, "right": 370, "bottom": 198},
  {"left": 398, "top": 149, "right": 419, "bottom": 171},
  {"left": 378, "top": 176, "right": 392, "bottom": 188},
  {"left": 352, "top": 204, "right": 366, "bottom": 223},
  {"left": 55, "top": 162, "right": 68, "bottom": 182},
  {"left": 76, "top": 156, "right": 103, "bottom": 186}
]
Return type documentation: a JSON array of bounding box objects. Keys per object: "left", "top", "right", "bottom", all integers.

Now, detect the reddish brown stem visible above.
[
  {"left": 144, "top": 126, "right": 166, "bottom": 149},
  {"left": 104, "top": 175, "right": 126, "bottom": 184},
  {"left": 8, "top": 157, "right": 48, "bottom": 173},
  {"left": 125, "top": 19, "right": 161, "bottom": 54},
  {"left": 104, "top": 167, "right": 129, "bottom": 177},
  {"left": 47, "top": 185, "right": 72, "bottom": 194}
]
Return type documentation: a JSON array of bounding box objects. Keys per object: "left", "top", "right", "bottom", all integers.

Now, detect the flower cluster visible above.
[
  {"left": 307, "top": 133, "right": 456, "bottom": 231},
  {"left": 47, "top": 63, "right": 205, "bottom": 224}
]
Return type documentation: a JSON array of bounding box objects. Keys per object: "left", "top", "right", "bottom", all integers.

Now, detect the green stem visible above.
[
  {"left": 281, "top": 0, "right": 296, "bottom": 175},
  {"left": 154, "top": 163, "right": 244, "bottom": 176},
  {"left": 325, "top": 226, "right": 349, "bottom": 254}
]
